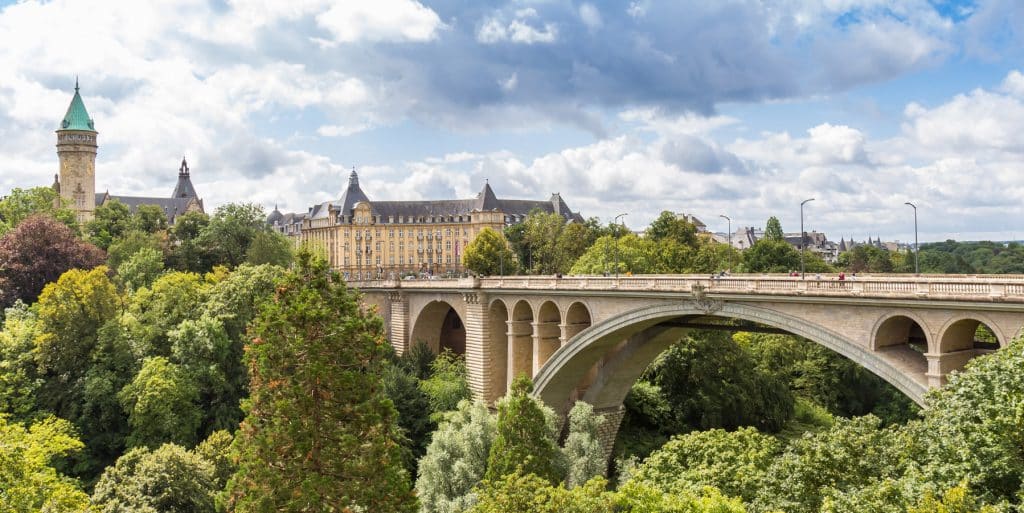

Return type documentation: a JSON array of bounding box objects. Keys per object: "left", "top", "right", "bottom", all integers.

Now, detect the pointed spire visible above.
[
  {"left": 349, "top": 166, "right": 359, "bottom": 186},
  {"left": 60, "top": 79, "right": 95, "bottom": 131},
  {"left": 172, "top": 156, "right": 198, "bottom": 199},
  {"left": 179, "top": 156, "right": 189, "bottom": 177},
  {"left": 475, "top": 180, "right": 499, "bottom": 211}
]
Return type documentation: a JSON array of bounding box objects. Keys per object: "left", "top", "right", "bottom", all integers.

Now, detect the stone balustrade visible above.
[{"left": 349, "top": 274, "right": 1024, "bottom": 302}]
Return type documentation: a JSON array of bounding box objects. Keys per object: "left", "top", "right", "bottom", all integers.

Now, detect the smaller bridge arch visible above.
[
  {"left": 487, "top": 299, "right": 510, "bottom": 401},
  {"left": 508, "top": 300, "right": 535, "bottom": 385},
  {"left": 562, "top": 302, "right": 592, "bottom": 346},
  {"left": 534, "top": 301, "right": 562, "bottom": 374}
]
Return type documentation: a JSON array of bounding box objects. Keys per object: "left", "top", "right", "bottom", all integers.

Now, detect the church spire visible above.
[
  {"left": 179, "top": 156, "right": 190, "bottom": 177},
  {"left": 349, "top": 166, "right": 359, "bottom": 186}
]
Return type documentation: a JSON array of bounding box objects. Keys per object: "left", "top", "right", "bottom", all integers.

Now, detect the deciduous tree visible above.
[
  {"left": 86, "top": 200, "right": 133, "bottom": 250},
  {"left": 0, "top": 186, "right": 77, "bottom": 236},
  {"left": 91, "top": 443, "right": 217, "bottom": 513},
  {"left": 0, "top": 415, "right": 90, "bottom": 513},
  {"left": 416, "top": 400, "right": 497, "bottom": 513},
  {"left": 0, "top": 215, "right": 105, "bottom": 308},
  {"left": 463, "top": 227, "right": 515, "bottom": 275},
  {"left": 119, "top": 356, "right": 201, "bottom": 449}
]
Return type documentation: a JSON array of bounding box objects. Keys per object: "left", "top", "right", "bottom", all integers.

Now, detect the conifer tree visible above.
[
  {"left": 484, "top": 375, "right": 564, "bottom": 484},
  {"left": 224, "top": 250, "right": 416, "bottom": 513}
]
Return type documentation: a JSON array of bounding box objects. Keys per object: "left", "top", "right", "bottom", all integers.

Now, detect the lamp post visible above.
[
  {"left": 719, "top": 214, "right": 731, "bottom": 247},
  {"left": 905, "top": 202, "right": 919, "bottom": 275},
  {"left": 800, "top": 198, "right": 815, "bottom": 279},
  {"left": 614, "top": 213, "right": 628, "bottom": 278}
]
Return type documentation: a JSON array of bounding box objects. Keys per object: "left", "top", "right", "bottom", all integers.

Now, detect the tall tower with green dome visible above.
[{"left": 56, "top": 79, "right": 98, "bottom": 222}]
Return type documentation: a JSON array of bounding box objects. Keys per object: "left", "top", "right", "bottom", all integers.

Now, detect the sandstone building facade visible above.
[
  {"left": 53, "top": 81, "right": 203, "bottom": 223},
  {"left": 270, "top": 170, "right": 583, "bottom": 278}
]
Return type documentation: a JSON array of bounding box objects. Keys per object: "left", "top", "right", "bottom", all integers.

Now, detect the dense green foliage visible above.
[
  {"left": 416, "top": 400, "right": 497, "bottom": 513},
  {"left": 485, "top": 376, "right": 565, "bottom": 484},
  {"left": 0, "top": 186, "right": 77, "bottom": 236},
  {"left": 0, "top": 414, "right": 90, "bottom": 512},
  {"left": 224, "top": 250, "right": 416, "bottom": 512},
  {"left": 91, "top": 443, "right": 218, "bottom": 513},
  {"left": 462, "top": 227, "right": 516, "bottom": 275}
]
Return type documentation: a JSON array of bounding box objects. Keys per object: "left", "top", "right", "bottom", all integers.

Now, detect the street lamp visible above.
[
  {"left": 905, "top": 202, "right": 919, "bottom": 275},
  {"left": 614, "top": 213, "right": 628, "bottom": 278},
  {"left": 719, "top": 214, "right": 732, "bottom": 248},
  {"left": 800, "top": 198, "right": 815, "bottom": 279}
]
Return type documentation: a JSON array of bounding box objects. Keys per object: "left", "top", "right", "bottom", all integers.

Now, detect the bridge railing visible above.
[{"left": 346, "top": 274, "right": 1024, "bottom": 302}]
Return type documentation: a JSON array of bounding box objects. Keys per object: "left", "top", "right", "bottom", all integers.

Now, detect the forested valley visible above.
[{"left": 2, "top": 187, "right": 1023, "bottom": 512}]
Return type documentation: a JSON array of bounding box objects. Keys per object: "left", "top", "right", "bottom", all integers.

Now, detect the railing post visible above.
[
  {"left": 989, "top": 283, "right": 1006, "bottom": 298},
  {"left": 916, "top": 281, "right": 929, "bottom": 296}
]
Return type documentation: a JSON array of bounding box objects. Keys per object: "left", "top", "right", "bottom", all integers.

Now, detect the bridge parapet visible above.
[{"left": 351, "top": 274, "right": 1024, "bottom": 302}]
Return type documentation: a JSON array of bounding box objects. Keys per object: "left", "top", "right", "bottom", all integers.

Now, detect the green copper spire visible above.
[{"left": 59, "top": 78, "right": 95, "bottom": 131}]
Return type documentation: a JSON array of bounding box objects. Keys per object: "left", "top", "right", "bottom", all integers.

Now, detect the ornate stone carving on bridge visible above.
[
  {"left": 462, "top": 292, "right": 480, "bottom": 305},
  {"left": 386, "top": 291, "right": 404, "bottom": 303},
  {"left": 689, "top": 284, "right": 724, "bottom": 314}
]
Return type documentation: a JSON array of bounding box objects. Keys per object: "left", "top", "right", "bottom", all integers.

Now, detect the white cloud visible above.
[
  {"left": 316, "top": 0, "right": 444, "bottom": 43},
  {"left": 477, "top": 10, "right": 558, "bottom": 45}
]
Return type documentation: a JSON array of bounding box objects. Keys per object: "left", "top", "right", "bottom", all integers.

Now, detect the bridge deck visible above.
[{"left": 350, "top": 274, "right": 1024, "bottom": 303}]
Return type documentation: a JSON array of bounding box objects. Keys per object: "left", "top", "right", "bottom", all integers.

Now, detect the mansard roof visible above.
[
  {"left": 281, "top": 173, "right": 583, "bottom": 225},
  {"left": 96, "top": 193, "right": 202, "bottom": 223}
]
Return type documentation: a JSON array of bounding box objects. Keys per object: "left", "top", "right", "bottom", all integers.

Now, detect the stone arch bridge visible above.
[{"left": 355, "top": 274, "right": 1024, "bottom": 456}]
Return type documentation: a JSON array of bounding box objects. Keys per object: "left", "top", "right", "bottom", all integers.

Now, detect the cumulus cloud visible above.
[{"left": 316, "top": 0, "right": 444, "bottom": 43}]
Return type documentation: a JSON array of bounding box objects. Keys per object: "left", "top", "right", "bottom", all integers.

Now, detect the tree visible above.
[
  {"left": 646, "top": 211, "right": 698, "bottom": 247},
  {"left": 753, "top": 415, "right": 912, "bottom": 513},
  {"left": 0, "top": 186, "right": 77, "bottom": 236},
  {"left": 463, "top": 227, "right": 516, "bottom": 276},
  {"left": 244, "top": 230, "right": 293, "bottom": 267},
  {"left": 131, "top": 204, "right": 169, "bottom": 234},
  {"left": 107, "top": 229, "right": 165, "bottom": 271},
  {"left": 91, "top": 444, "right": 217, "bottom": 513},
  {"left": 614, "top": 480, "right": 748, "bottom": 513},
  {"left": 169, "top": 314, "right": 243, "bottom": 436},
  {"left": 224, "top": 250, "right": 416, "bottom": 513},
  {"left": 765, "top": 216, "right": 784, "bottom": 241},
  {"left": 915, "top": 336, "right": 1024, "bottom": 502},
  {"left": 0, "top": 214, "right": 106, "bottom": 308},
  {"left": 468, "top": 472, "right": 614, "bottom": 513},
  {"left": 34, "top": 266, "right": 119, "bottom": 391},
  {"left": 562, "top": 401, "right": 605, "bottom": 489},
  {"left": 198, "top": 203, "right": 267, "bottom": 268},
  {"left": 119, "top": 356, "right": 202, "bottom": 449},
  {"left": 119, "top": 246, "right": 165, "bottom": 292},
  {"left": 626, "top": 427, "right": 779, "bottom": 503},
  {"left": 382, "top": 362, "right": 434, "bottom": 472},
  {"left": 0, "top": 415, "right": 90, "bottom": 513},
  {"left": 416, "top": 400, "right": 498, "bottom": 513},
  {"left": 193, "top": 430, "right": 235, "bottom": 490},
  {"left": 85, "top": 200, "right": 133, "bottom": 249},
  {"left": 420, "top": 349, "right": 472, "bottom": 422},
  {"left": 570, "top": 234, "right": 660, "bottom": 275},
  {"left": 124, "top": 271, "right": 206, "bottom": 359},
  {"left": 485, "top": 375, "right": 564, "bottom": 484},
  {"left": 0, "top": 302, "right": 42, "bottom": 421},
  {"left": 741, "top": 239, "right": 801, "bottom": 273},
  {"left": 168, "top": 211, "right": 213, "bottom": 272},
  {"left": 649, "top": 331, "right": 794, "bottom": 434}
]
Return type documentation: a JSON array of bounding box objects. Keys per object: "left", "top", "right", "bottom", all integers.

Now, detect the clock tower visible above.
[{"left": 56, "top": 79, "right": 98, "bottom": 223}]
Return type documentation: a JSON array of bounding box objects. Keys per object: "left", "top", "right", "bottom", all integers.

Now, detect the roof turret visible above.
[
  {"left": 59, "top": 79, "right": 96, "bottom": 132},
  {"left": 474, "top": 180, "right": 499, "bottom": 211},
  {"left": 172, "top": 157, "right": 199, "bottom": 199},
  {"left": 267, "top": 204, "right": 284, "bottom": 224}
]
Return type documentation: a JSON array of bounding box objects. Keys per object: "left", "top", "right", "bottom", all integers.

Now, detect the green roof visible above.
[{"left": 59, "top": 81, "right": 95, "bottom": 131}]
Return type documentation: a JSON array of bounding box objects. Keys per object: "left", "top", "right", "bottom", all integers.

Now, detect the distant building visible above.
[
  {"left": 270, "top": 171, "right": 584, "bottom": 278},
  {"left": 676, "top": 213, "right": 707, "bottom": 232},
  {"left": 52, "top": 81, "right": 203, "bottom": 223}
]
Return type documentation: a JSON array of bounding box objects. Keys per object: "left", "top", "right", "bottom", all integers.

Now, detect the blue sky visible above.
[{"left": 1, "top": 0, "right": 1023, "bottom": 242}]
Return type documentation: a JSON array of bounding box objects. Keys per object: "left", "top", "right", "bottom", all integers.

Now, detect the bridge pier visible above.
[
  {"left": 387, "top": 292, "right": 408, "bottom": 355},
  {"left": 560, "top": 322, "right": 587, "bottom": 346},
  {"left": 925, "top": 350, "right": 979, "bottom": 388},
  {"left": 593, "top": 405, "right": 626, "bottom": 471},
  {"left": 507, "top": 320, "right": 533, "bottom": 384}
]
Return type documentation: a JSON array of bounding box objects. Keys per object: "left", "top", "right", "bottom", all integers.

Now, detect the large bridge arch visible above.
[
  {"left": 534, "top": 301, "right": 931, "bottom": 419},
  {"left": 409, "top": 300, "right": 467, "bottom": 355}
]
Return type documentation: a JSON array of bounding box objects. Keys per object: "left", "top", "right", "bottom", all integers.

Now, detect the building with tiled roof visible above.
[
  {"left": 53, "top": 81, "right": 203, "bottom": 223},
  {"left": 271, "top": 169, "right": 584, "bottom": 278}
]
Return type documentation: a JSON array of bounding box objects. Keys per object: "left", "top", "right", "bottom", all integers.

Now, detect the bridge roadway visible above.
[{"left": 353, "top": 274, "right": 1024, "bottom": 458}]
